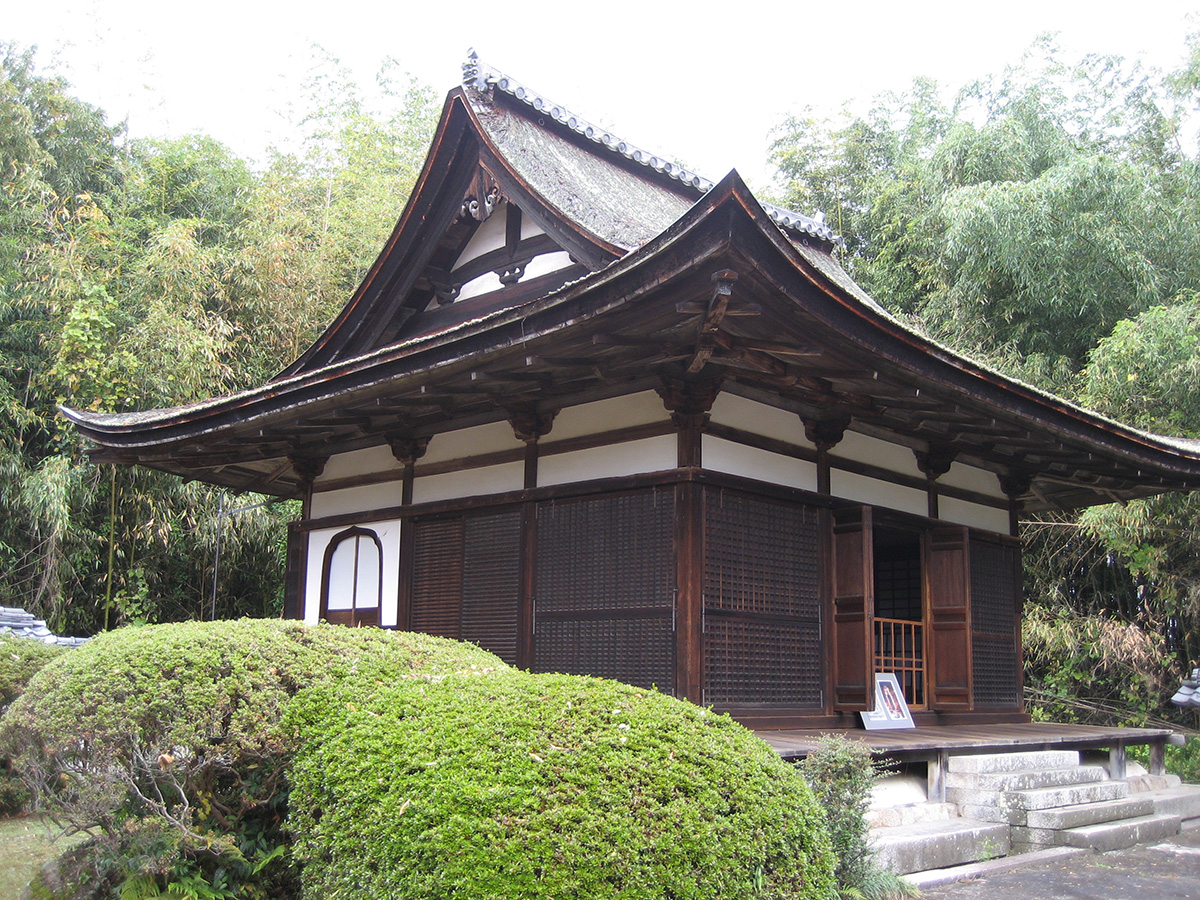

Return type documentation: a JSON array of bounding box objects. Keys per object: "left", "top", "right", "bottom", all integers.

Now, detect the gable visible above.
[{"left": 278, "top": 56, "right": 836, "bottom": 379}]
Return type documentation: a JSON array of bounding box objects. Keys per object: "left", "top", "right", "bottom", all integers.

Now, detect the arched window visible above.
[{"left": 320, "top": 527, "right": 382, "bottom": 627}]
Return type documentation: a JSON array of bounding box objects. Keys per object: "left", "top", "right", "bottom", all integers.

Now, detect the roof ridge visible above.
[{"left": 462, "top": 51, "right": 837, "bottom": 245}]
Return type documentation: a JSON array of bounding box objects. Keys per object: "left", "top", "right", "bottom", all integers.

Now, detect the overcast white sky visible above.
[{"left": 6, "top": 1, "right": 1198, "bottom": 190}]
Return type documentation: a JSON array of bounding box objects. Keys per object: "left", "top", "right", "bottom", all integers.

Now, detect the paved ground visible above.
[{"left": 917, "top": 826, "right": 1200, "bottom": 899}]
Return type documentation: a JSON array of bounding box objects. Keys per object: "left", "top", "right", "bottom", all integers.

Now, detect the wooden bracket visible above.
[
  {"left": 915, "top": 445, "right": 958, "bottom": 480},
  {"left": 387, "top": 435, "right": 430, "bottom": 467},
  {"left": 507, "top": 405, "right": 558, "bottom": 444},
  {"left": 685, "top": 269, "right": 739, "bottom": 374},
  {"left": 802, "top": 412, "right": 852, "bottom": 453},
  {"left": 289, "top": 454, "right": 327, "bottom": 486}
]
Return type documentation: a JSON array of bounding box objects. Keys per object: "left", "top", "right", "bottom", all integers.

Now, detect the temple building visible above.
[{"left": 65, "top": 55, "right": 1200, "bottom": 731}]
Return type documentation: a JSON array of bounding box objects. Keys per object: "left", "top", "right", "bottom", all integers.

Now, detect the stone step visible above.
[
  {"left": 870, "top": 818, "right": 1010, "bottom": 875},
  {"left": 947, "top": 750, "right": 1080, "bottom": 774},
  {"left": 1126, "top": 773, "right": 1183, "bottom": 792},
  {"left": 956, "top": 779, "right": 1130, "bottom": 825},
  {"left": 866, "top": 802, "right": 958, "bottom": 829},
  {"left": 1148, "top": 784, "right": 1200, "bottom": 821},
  {"left": 903, "top": 846, "right": 1088, "bottom": 891},
  {"left": 1022, "top": 794, "right": 1156, "bottom": 830},
  {"left": 1010, "top": 812, "right": 1180, "bottom": 853},
  {"left": 946, "top": 764, "right": 1107, "bottom": 793},
  {"left": 1058, "top": 812, "right": 1181, "bottom": 852}
]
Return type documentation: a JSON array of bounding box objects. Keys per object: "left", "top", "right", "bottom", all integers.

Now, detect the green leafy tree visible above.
[
  {"left": 0, "top": 44, "right": 437, "bottom": 634},
  {"left": 1076, "top": 296, "right": 1200, "bottom": 671}
]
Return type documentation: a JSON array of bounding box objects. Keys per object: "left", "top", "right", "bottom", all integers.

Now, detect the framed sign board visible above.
[{"left": 860, "top": 673, "right": 915, "bottom": 730}]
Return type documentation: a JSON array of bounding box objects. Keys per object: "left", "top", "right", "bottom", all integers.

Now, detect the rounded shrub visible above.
[
  {"left": 289, "top": 670, "right": 836, "bottom": 900},
  {"left": 0, "top": 635, "right": 67, "bottom": 815},
  {"left": 0, "top": 620, "right": 505, "bottom": 896},
  {"left": 0, "top": 635, "right": 67, "bottom": 713}
]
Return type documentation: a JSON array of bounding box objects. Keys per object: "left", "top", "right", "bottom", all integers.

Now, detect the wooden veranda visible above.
[{"left": 756, "top": 722, "right": 1182, "bottom": 802}]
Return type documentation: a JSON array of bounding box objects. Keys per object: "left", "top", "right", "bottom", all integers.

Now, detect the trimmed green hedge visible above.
[
  {"left": 0, "top": 635, "right": 68, "bottom": 816},
  {"left": 4, "top": 622, "right": 837, "bottom": 900},
  {"left": 1, "top": 620, "right": 505, "bottom": 896},
  {"left": 290, "top": 670, "right": 836, "bottom": 900},
  {"left": 0, "top": 635, "right": 66, "bottom": 713}
]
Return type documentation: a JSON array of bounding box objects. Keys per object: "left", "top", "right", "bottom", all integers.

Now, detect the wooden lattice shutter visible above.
[
  {"left": 461, "top": 510, "right": 521, "bottom": 665},
  {"left": 702, "top": 489, "right": 823, "bottom": 707},
  {"left": 925, "top": 526, "right": 972, "bottom": 711},
  {"left": 533, "top": 491, "right": 674, "bottom": 691},
  {"left": 970, "top": 536, "right": 1021, "bottom": 710},
  {"left": 411, "top": 518, "right": 464, "bottom": 639},
  {"left": 831, "top": 506, "right": 874, "bottom": 710}
]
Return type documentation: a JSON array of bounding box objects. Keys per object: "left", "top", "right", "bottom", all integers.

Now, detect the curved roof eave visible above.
[{"left": 65, "top": 169, "right": 1200, "bottom": 501}]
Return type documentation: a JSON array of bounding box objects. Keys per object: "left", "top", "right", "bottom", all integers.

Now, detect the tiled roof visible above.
[
  {"left": 463, "top": 52, "right": 838, "bottom": 245},
  {"left": 0, "top": 605, "right": 88, "bottom": 647}
]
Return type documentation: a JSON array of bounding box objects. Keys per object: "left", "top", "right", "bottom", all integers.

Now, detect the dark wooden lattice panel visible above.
[
  {"left": 533, "top": 490, "right": 675, "bottom": 690},
  {"left": 970, "top": 538, "right": 1021, "bottom": 708},
  {"left": 703, "top": 490, "right": 820, "bottom": 617},
  {"left": 461, "top": 509, "right": 521, "bottom": 665},
  {"left": 703, "top": 615, "right": 823, "bottom": 706},
  {"left": 411, "top": 517, "right": 464, "bottom": 639},
  {"left": 533, "top": 615, "right": 674, "bottom": 690},
  {"left": 535, "top": 491, "right": 674, "bottom": 612},
  {"left": 702, "top": 489, "right": 823, "bottom": 707}
]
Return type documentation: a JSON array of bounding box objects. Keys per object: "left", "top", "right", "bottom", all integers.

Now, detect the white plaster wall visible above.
[
  {"left": 550, "top": 391, "right": 669, "bottom": 441},
  {"left": 708, "top": 393, "right": 813, "bottom": 448},
  {"left": 411, "top": 462, "right": 525, "bottom": 505},
  {"left": 939, "top": 497, "right": 1011, "bottom": 535},
  {"left": 939, "top": 461, "right": 1006, "bottom": 499},
  {"left": 520, "top": 212, "right": 545, "bottom": 240},
  {"left": 521, "top": 250, "right": 573, "bottom": 281},
  {"left": 702, "top": 435, "right": 819, "bottom": 492},
  {"left": 303, "top": 519, "right": 401, "bottom": 627},
  {"left": 538, "top": 435, "right": 676, "bottom": 487},
  {"left": 830, "top": 469, "right": 928, "bottom": 518},
  {"left": 457, "top": 271, "right": 504, "bottom": 301},
  {"left": 836, "top": 431, "right": 924, "bottom": 479},
  {"left": 310, "top": 480, "right": 404, "bottom": 519},
  {"left": 422, "top": 420, "right": 521, "bottom": 465},
  {"left": 316, "top": 445, "right": 402, "bottom": 484},
  {"left": 454, "top": 201, "right": 509, "bottom": 268}
]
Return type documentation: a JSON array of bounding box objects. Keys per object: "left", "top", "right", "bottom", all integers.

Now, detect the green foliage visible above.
[
  {"left": 0, "top": 634, "right": 65, "bottom": 712},
  {"left": 1, "top": 620, "right": 505, "bottom": 898},
  {"left": 289, "top": 669, "right": 835, "bottom": 900},
  {"left": 0, "top": 635, "right": 66, "bottom": 815},
  {"left": 771, "top": 39, "right": 1200, "bottom": 379},
  {"left": 800, "top": 736, "right": 912, "bottom": 900},
  {"left": 1022, "top": 603, "right": 1176, "bottom": 725},
  {"left": 1072, "top": 294, "right": 1200, "bottom": 670},
  {"left": 0, "top": 44, "right": 436, "bottom": 633}
]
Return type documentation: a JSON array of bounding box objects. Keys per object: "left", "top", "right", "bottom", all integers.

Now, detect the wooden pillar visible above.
[
  {"left": 1109, "top": 743, "right": 1128, "bottom": 780},
  {"left": 915, "top": 446, "right": 957, "bottom": 520},
  {"left": 508, "top": 406, "right": 557, "bottom": 670},
  {"left": 1149, "top": 738, "right": 1167, "bottom": 776},
  {"left": 657, "top": 372, "right": 722, "bottom": 468},
  {"left": 657, "top": 373, "right": 722, "bottom": 703},
  {"left": 388, "top": 436, "right": 429, "bottom": 631},
  {"left": 288, "top": 454, "right": 327, "bottom": 622},
  {"left": 928, "top": 749, "right": 949, "bottom": 803}
]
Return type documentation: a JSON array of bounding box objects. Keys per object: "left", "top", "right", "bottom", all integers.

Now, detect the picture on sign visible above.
[{"left": 860, "top": 673, "right": 915, "bottom": 730}]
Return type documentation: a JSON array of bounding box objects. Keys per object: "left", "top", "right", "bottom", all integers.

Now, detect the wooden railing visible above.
[{"left": 875, "top": 617, "right": 925, "bottom": 708}]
